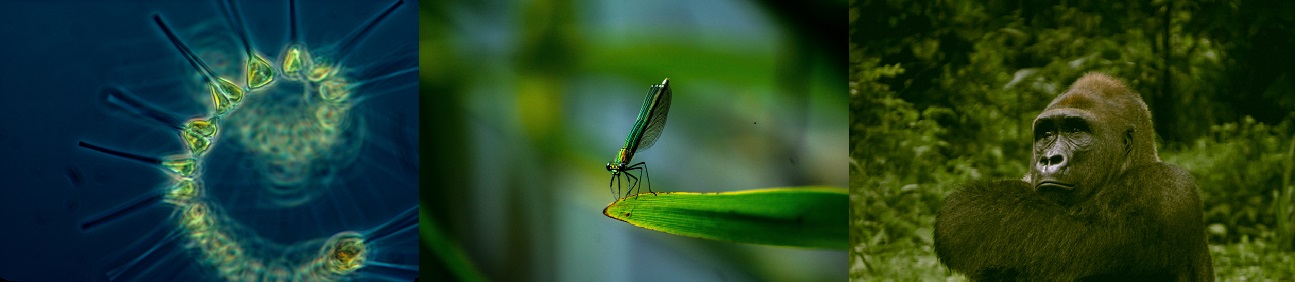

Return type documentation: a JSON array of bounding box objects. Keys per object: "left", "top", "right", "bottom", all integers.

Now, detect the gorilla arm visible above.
[
  {"left": 1140, "top": 163, "right": 1213, "bottom": 281},
  {"left": 934, "top": 162, "right": 1210, "bottom": 281}
]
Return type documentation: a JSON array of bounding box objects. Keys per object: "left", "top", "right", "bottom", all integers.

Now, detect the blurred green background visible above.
[
  {"left": 421, "top": 0, "right": 846, "bottom": 281},
  {"left": 851, "top": 0, "right": 1295, "bottom": 280}
]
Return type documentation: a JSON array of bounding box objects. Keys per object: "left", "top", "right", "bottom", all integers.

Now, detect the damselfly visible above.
[{"left": 606, "top": 78, "right": 672, "bottom": 200}]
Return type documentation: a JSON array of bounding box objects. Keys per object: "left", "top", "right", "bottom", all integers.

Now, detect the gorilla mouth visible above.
[{"left": 1037, "top": 181, "right": 1075, "bottom": 191}]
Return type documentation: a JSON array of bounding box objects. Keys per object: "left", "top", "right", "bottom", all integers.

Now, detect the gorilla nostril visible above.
[
  {"left": 1049, "top": 155, "right": 1065, "bottom": 165},
  {"left": 1039, "top": 154, "right": 1066, "bottom": 166}
]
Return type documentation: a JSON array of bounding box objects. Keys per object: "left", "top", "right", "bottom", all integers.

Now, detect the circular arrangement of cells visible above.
[{"left": 73, "top": 1, "right": 419, "bottom": 281}]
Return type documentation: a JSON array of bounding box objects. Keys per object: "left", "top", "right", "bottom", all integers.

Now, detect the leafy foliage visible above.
[{"left": 1164, "top": 117, "right": 1295, "bottom": 244}]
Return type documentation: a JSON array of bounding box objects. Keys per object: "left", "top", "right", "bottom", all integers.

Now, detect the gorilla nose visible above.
[
  {"left": 1041, "top": 154, "right": 1065, "bottom": 165},
  {"left": 1037, "top": 154, "right": 1067, "bottom": 174}
]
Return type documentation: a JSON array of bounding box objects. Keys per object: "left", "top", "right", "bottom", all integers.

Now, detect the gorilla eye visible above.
[
  {"left": 1033, "top": 120, "right": 1053, "bottom": 141},
  {"left": 1033, "top": 128, "right": 1053, "bottom": 141}
]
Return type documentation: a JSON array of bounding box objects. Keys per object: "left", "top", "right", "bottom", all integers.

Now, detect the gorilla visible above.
[{"left": 934, "top": 73, "right": 1214, "bottom": 281}]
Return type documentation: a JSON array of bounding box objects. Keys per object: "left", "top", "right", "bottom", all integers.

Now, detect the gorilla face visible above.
[
  {"left": 1029, "top": 106, "right": 1127, "bottom": 206},
  {"left": 1025, "top": 73, "right": 1156, "bottom": 206}
]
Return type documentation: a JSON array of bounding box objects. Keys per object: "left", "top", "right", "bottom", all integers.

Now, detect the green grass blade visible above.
[
  {"left": 602, "top": 186, "right": 847, "bottom": 249},
  {"left": 420, "top": 204, "right": 486, "bottom": 282}
]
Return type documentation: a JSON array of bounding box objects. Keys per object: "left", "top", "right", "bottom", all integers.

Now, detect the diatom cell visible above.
[{"left": 65, "top": 0, "right": 419, "bottom": 281}]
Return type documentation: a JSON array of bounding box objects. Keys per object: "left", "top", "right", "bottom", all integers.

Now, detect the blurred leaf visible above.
[
  {"left": 420, "top": 205, "right": 486, "bottom": 282},
  {"left": 583, "top": 41, "right": 774, "bottom": 87},
  {"left": 603, "top": 186, "right": 847, "bottom": 249}
]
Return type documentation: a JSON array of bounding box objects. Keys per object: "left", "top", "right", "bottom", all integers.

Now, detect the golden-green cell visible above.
[
  {"left": 180, "top": 129, "right": 211, "bottom": 155},
  {"left": 209, "top": 83, "right": 233, "bottom": 116},
  {"left": 281, "top": 44, "right": 310, "bottom": 80},
  {"left": 266, "top": 264, "right": 292, "bottom": 281},
  {"left": 232, "top": 260, "right": 265, "bottom": 282},
  {"left": 199, "top": 231, "right": 240, "bottom": 266},
  {"left": 318, "top": 78, "right": 350, "bottom": 103},
  {"left": 306, "top": 56, "right": 335, "bottom": 82},
  {"left": 162, "top": 157, "right": 197, "bottom": 177},
  {"left": 213, "top": 242, "right": 243, "bottom": 267},
  {"left": 320, "top": 231, "right": 366, "bottom": 274},
  {"left": 211, "top": 77, "right": 244, "bottom": 105},
  {"left": 246, "top": 54, "right": 275, "bottom": 89},
  {"left": 165, "top": 178, "right": 199, "bottom": 203},
  {"left": 315, "top": 104, "right": 349, "bottom": 131},
  {"left": 185, "top": 118, "right": 218, "bottom": 137},
  {"left": 181, "top": 202, "right": 213, "bottom": 235}
]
